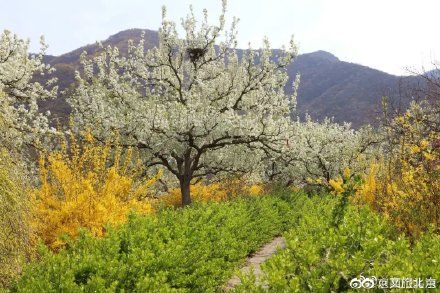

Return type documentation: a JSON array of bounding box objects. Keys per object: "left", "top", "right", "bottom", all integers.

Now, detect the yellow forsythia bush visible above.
[
  {"left": 356, "top": 105, "right": 439, "bottom": 237},
  {"left": 307, "top": 167, "right": 352, "bottom": 196},
  {"left": 161, "top": 180, "right": 264, "bottom": 207},
  {"left": 32, "top": 132, "right": 159, "bottom": 249}
]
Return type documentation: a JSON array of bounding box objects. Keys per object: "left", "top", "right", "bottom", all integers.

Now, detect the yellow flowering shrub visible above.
[
  {"left": 355, "top": 162, "right": 378, "bottom": 206},
  {"left": 311, "top": 167, "right": 352, "bottom": 196},
  {"left": 32, "top": 132, "right": 159, "bottom": 249},
  {"left": 161, "top": 182, "right": 227, "bottom": 206},
  {"left": 161, "top": 180, "right": 264, "bottom": 207},
  {"left": 219, "top": 179, "right": 265, "bottom": 199},
  {"left": 247, "top": 184, "right": 264, "bottom": 196},
  {"left": 325, "top": 167, "right": 365, "bottom": 227},
  {"left": 328, "top": 177, "right": 344, "bottom": 195},
  {"left": 356, "top": 105, "right": 439, "bottom": 237}
]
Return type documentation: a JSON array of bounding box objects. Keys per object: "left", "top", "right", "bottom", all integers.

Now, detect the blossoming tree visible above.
[
  {"left": 0, "top": 30, "right": 57, "bottom": 155},
  {"left": 265, "top": 116, "right": 378, "bottom": 186},
  {"left": 69, "top": 1, "right": 298, "bottom": 205}
]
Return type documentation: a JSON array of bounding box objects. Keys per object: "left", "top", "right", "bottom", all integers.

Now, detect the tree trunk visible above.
[{"left": 180, "top": 178, "right": 192, "bottom": 206}]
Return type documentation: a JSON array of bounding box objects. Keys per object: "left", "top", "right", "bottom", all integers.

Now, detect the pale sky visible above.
[{"left": 1, "top": 0, "right": 439, "bottom": 75}]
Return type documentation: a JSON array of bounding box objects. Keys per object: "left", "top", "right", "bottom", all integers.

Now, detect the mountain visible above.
[
  {"left": 285, "top": 51, "right": 412, "bottom": 126},
  {"left": 39, "top": 29, "right": 415, "bottom": 127}
]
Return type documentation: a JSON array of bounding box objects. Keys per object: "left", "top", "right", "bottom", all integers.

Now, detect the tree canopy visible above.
[{"left": 70, "top": 1, "right": 298, "bottom": 205}]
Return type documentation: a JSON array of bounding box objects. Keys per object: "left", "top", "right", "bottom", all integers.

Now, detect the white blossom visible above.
[
  {"left": 69, "top": 1, "right": 298, "bottom": 205},
  {"left": 265, "top": 115, "right": 379, "bottom": 186},
  {"left": 0, "top": 30, "right": 57, "bottom": 154}
]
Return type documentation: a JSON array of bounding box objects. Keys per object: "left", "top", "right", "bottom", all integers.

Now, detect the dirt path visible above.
[{"left": 223, "top": 236, "right": 286, "bottom": 291}]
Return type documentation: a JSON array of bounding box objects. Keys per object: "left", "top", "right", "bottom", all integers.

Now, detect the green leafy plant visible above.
[
  {"left": 13, "top": 193, "right": 302, "bottom": 292},
  {"left": 236, "top": 197, "right": 440, "bottom": 292}
]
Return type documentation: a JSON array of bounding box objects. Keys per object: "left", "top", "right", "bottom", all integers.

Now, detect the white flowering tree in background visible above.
[
  {"left": 0, "top": 30, "right": 57, "bottom": 155},
  {"left": 69, "top": 1, "right": 298, "bottom": 205},
  {"left": 265, "top": 116, "right": 379, "bottom": 186}
]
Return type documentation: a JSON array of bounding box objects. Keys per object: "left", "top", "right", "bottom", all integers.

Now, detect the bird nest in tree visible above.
[{"left": 187, "top": 48, "right": 207, "bottom": 62}]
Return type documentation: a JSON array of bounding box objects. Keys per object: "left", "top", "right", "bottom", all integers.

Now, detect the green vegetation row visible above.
[
  {"left": 12, "top": 194, "right": 301, "bottom": 292},
  {"left": 9, "top": 191, "right": 440, "bottom": 292},
  {"left": 236, "top": 197, "right": 440, "bottom": 292}
]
